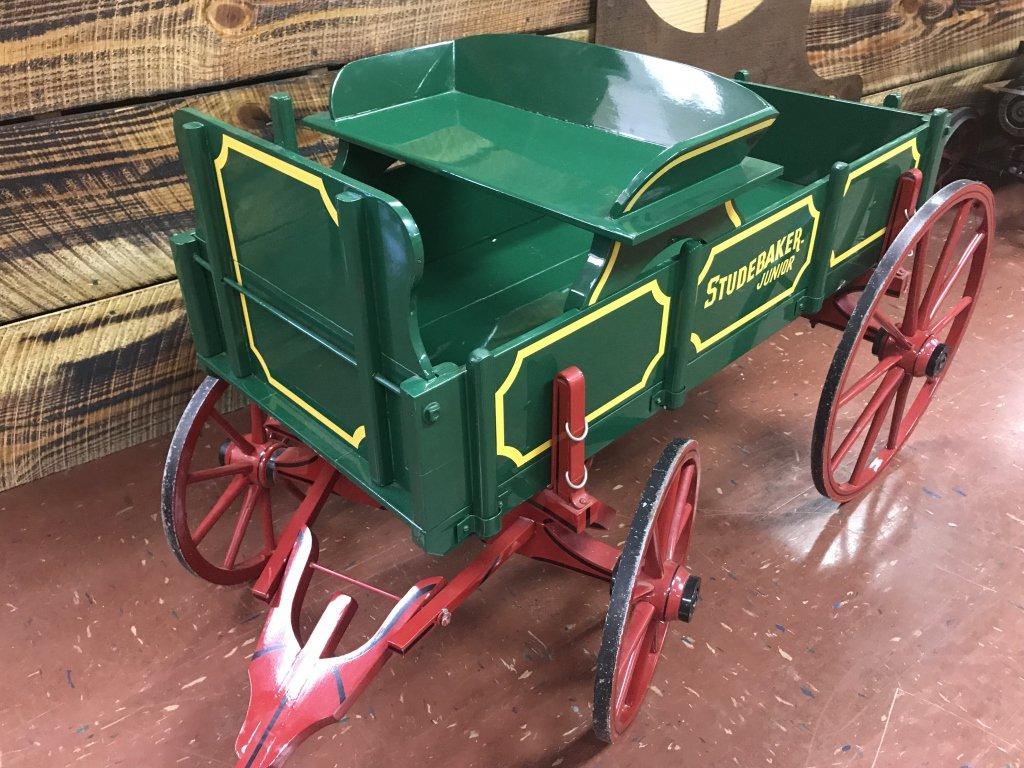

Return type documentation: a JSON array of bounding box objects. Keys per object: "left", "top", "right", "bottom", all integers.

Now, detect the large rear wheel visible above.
[{"left": 812, "top": 181, "right": 994, "bottom": 502}]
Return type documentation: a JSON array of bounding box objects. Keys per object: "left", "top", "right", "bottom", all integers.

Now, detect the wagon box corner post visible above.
[{"left": 158, "top": 33, "right": 994, "bottom": 765}]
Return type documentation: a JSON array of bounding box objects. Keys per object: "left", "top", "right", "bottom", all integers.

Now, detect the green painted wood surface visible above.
[
  {"left": 169, "top": 34, "right": 945, "bottom": 554},
  {"left": 306, "top": 34, "right": 778, "bottom": 243}
]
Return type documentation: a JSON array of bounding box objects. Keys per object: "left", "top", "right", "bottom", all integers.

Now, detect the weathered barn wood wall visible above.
[
  {"left": 0, "top": 0, "right": 1019, "bottom": 491},
  {"left": 598, "top": 0, "right": 1023, "bottom": 110},
  {"left": 0, "top": 0, "right": 591, "bottom": 119},
  {"left": 808, "top": 0, "right": 1024, "bottom": 107},
  {"left": 0, "top": 283, "right": 196, "bottom": 489},
  {"left": 0, "top": 71, "right": 335, "bottom": 323},
  {"left": 0, "top": 3, "right": 591, "bottom": 491},
  {"left": 860, "top": 54, "right": 1024, "bottom": 109}
]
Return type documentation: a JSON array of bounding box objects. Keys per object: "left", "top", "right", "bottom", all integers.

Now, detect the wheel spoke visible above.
[
  {"left": 249, "top": 404, "right": 266, "bottom": 444},
  {"left": 209, "top": 410, "right": 256, "bottom": 454},
  {"left": 920, "top": 201, "right": 972, "bottom": 320},
  {"left": 642, "top": 471, "right": 680, "bottom": 579},
  {"left": 901, "top": 236, "right": 929, "bottom": 333},
  {"left": 838, "top": 355, "right": 900, "bottom": 410},
  {"left": 641, "top": 535, "right": 665, "bottom": 580},
  {"left": 929, "top": 295, "right": 973, "bottom": 337},
  {"left": 259, "top": 490, "right": 275, "bottom": 553},
  {"left": 830, "top": 369, "right": 903, "bottom": 471},
  {"left": 222, "top": 485, "right": 260, "bottom": 569},
  {"left": 887, "top": 373, "right": 913, "bottom": 450},
  {"left": 872, "top": 311, "right": 912, "bottom": 350},
  {"left": 187, "top": 462, "right": 249, "bottom": 485},
  {"left": 661, "top": 464, "right": 695, "bottom": 565},
  {"left": 193, "top": 474, "right": 249, "bottom": 544},
  {"left": 850, "top": 378, "right": 898, "bottom": 484},
  {"left": 928, "top": 232, "right": 983, "bottom": 324},
  {"left": 613, "top": 601, "right": 656, "bottom": 715}
]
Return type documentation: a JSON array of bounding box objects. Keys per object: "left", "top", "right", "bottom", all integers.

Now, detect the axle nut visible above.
[
  {"left": 677, "top": 575, "right": 701, "bottom": 623},
  {"left": 925, "top": 342, "right": 949, "bottom": 378}
]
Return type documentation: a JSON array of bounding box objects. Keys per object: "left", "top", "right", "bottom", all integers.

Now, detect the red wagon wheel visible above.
[
  {"left": 812, "top": 180, "right": 994, "bottom": 502},
  {"left": 161, "top": 377, "right": 319, "bottom": 584},
  {"left": 594, "top": 439, "right": 702, "bottom": 742}
]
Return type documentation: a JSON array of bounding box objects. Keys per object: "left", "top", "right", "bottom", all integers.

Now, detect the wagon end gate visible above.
[{"left": 172, "top": 106, "right": 438, "bottom": 503}]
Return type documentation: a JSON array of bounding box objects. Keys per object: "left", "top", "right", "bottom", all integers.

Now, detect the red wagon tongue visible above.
[{"left": 235, "top": 529, "right": 440, "bottom": 768}]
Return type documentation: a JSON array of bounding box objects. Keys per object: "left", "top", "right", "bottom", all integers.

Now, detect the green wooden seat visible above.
[
  {"left": 305, "top": 34, "right": 780, "bottom": 245},
  {"left": 301, "top": 34, "right": 785, "bottom": 364}
]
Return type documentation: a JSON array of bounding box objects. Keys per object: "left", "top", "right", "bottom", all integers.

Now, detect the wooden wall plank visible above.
[
  {"left": 0, "top": 71, "right": 334, "bottom": 323},
  {"left": 861, "top": 55, "right": 1023, "bottom": 111},
  {"left": 0, "top": 282, "right": 198, "bottom": 491},
  {"left": 808, "top": 0, "right": 1024, "bottom": 94},
  {"left": 0, "top": 0, "right": 591, "bottom": 119}
]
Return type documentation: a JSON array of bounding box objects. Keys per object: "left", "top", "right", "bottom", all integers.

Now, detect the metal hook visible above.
[
  {"left": 564, "top": 419, "right": 589, "bottom": 442},
  {"left": 564, "top": 466, "right": 588, "bottom": 490}
]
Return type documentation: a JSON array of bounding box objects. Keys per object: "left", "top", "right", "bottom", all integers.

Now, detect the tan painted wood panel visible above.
[
  {"left": 808, "top": 0, "right": 1024, "bottom": 93},
  {"left": 0, "top": 0, "right": 591, "bottom": 119},
  {"left": 862, "top": 55, "right": 1021, "bottom": 111},
  {"left": 0, "top": 282, "right": 199, "bottom": 491},
  {"left": 0, "top": 71, "right": 334, "bottom": 323}
]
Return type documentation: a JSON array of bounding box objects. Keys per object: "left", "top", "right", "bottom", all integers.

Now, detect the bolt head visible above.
[
  {"left": 925, "top": 342, "right": 949, "bottom": 378},
  {"left": 423, "top": 402, "right": 442, "bottom": 424},
  {"left": 677, "top": 575, "right": 702, "bottom": 623}
]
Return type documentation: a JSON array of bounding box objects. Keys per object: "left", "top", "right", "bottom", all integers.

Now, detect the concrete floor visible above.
[{"left": 2, "top": 186, "right": 1022, "bottom": 768}]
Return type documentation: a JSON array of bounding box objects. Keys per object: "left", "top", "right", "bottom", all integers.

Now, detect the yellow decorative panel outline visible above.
[
  {"left": 690, "top": 194, "right": 820, "bottom": 353},
  {"left": 214, "top": 134, "right": 366, "bottom": 448},
  {"left": 588, "top": 118, "right": 775, "bottom": 305},
  {"left": 725, "top": 199, "right": 743, "bottom": 227},
  {"left": 495, "top": 280, "right": 671, "bottom": 466},
  {"left": 831, "top": 138, "right": 920, "bottom": 268}
]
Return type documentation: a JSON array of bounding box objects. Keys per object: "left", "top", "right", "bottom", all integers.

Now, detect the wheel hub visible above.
[
  {"left": 677, "top": 574, "right": 701, "bottom": 622},
  {"left": 659, "top": 565, "right": 701, "bottom": 623},
  {"left": 875, "top": 332, "right": 950, "bottom": 380},
  {"left": 222, "top": 438, "right": 285, "bottom": 488}
]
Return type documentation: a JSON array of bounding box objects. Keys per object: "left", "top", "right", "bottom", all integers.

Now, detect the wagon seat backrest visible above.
[{"left": 173, "top": 109, "right": 433, "bottom": 483}]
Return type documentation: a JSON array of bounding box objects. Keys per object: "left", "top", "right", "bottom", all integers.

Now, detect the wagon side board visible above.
[
  {"left": 167, "top": 85, "right": 950, "bottom": 557},
  {"left": 457, "top": 107, "right": 947, "bottom": 535}
]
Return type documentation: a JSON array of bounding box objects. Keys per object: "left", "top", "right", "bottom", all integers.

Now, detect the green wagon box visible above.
[{"left": 160, "top": 34, "right": 994, "bottom": 766}]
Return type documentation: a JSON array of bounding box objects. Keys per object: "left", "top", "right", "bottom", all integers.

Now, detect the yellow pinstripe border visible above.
[
  {"left": 830, "top": 138, "right": 920, "bottom": 268},
  {"left": 725, "top": 199, "right": 743, "bottom": 227},
  {"left": 495, "top": 280, "right": 671, "bottom": 466},
  {"left": 588, "top": 118, "right": 774, "bottom": 306},
  {"left": 690, "top": 194, "right": 820, "bottom": 354},
  {"left": 214, "top": 134, "right": 366, "bottom": 448}
]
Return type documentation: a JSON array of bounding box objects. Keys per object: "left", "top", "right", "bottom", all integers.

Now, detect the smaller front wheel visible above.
[
  {"left": 161, "top": 377, "right": 319, "bottom": 585},
  {"left": 593, "top": 439, "right": 701, "bottom": 742}
]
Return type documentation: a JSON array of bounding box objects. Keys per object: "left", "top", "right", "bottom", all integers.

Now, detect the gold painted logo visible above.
[
  {"left": 703, "top": 225, "right": 804, "bottom": 309},
  {"left": 690, "top": 195, "right": 820, "bottom": 353},
  {"left": 645, "top": 0, "right": 765, "bottom": 33}
]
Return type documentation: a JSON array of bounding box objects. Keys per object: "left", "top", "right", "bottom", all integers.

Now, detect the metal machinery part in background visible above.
[{"left": 997, "top": 75, "right": 1024, "bottom": 140}]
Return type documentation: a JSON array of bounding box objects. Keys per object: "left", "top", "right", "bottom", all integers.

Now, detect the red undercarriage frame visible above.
[
  {"left": 235, "top": 367, "right": 621, "bottom": 767},
  {"left": 233, "top": 172, "right": 927, "bottom": 765}
]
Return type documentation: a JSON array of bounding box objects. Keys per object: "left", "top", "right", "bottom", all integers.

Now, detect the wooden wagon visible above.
[{"left": 161, "top": 34, "right": 994, "bottom": 765}]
